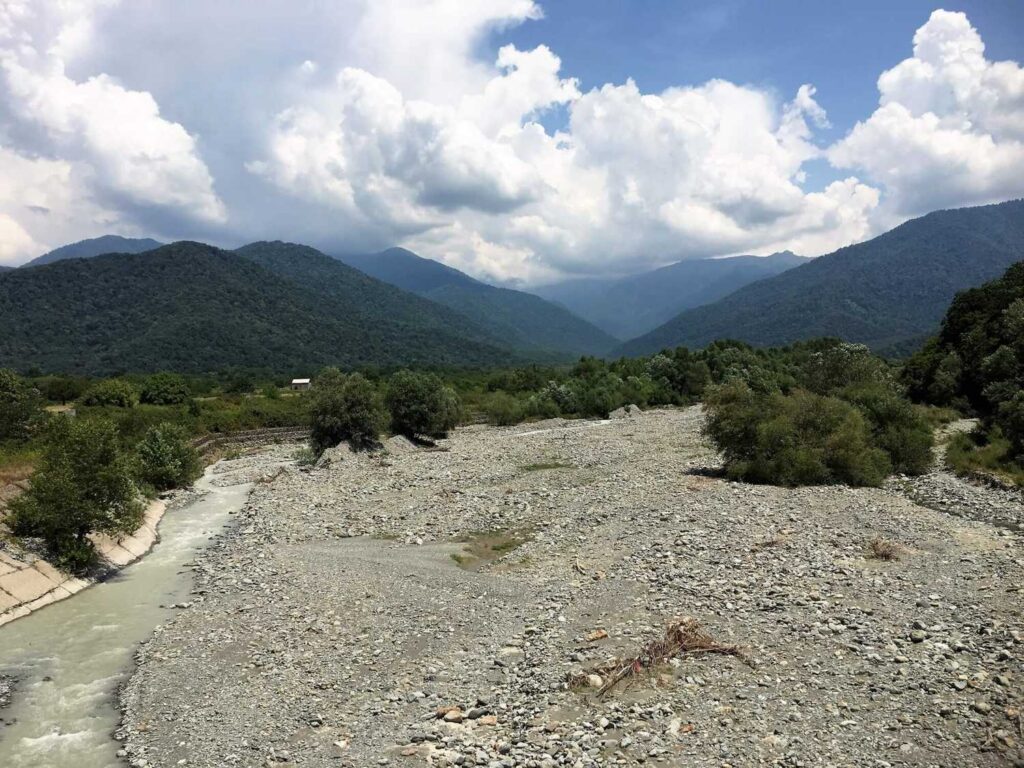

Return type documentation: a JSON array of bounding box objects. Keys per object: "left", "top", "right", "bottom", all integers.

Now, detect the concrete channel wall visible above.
[{"left": 0, "top": 499, "right": 166, "bottom": 627}]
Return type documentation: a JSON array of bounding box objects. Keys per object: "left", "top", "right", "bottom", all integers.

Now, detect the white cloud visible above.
[
  {"left": 830, "top": 9, "right": 1024, "bottom": 216},
  {"left": 0, "top": 0, "right": 224, "bottom": 262},
  {"left": 0, "top": 4, "right": 1021, "bottom": 280}
]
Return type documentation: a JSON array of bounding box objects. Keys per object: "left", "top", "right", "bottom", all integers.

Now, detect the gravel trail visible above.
[{"left": 119, "top": 408, "right": 1024, "bottom": 767}]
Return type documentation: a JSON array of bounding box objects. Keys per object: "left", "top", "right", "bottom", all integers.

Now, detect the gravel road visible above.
[{"left": 119, "top": 407, "right": 1024, "bottom": 767}]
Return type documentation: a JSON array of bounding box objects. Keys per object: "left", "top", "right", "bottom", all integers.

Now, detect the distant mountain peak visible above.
[{"left": 23, "top": 234, "right": 163, "bottom": 269}]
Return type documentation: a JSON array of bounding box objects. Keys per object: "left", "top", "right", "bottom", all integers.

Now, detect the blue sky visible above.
[
  {"left": 1, "top": 2, "right": 1023, "bottom": 281},
  {"left": 499, "top": 0, "right": 1024, "bottom": 192}
]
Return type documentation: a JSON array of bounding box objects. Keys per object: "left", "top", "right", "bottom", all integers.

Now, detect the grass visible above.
[
  {"left": 451, "top": 529, "right": 531, "bottom": 570},
  {"left": 946, "top": 431, "right": 1024, "bottom": 488},
  {"left": 0, "top": 444, "right": 39, "bottom": 486},
  {"left": 521, "top": 461, "right": 574, "bottom": 472}
]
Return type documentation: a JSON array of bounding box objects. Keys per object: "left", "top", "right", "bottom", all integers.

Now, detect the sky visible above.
[{"left": 0, "top": 1, "right": 1022, "bottom": 284}]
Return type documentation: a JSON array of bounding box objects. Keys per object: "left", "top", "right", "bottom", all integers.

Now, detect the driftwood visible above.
[{"left": 571, "top": 617, "right": 753, "bottom": 698}]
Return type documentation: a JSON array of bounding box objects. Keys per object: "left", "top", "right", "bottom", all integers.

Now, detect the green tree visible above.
[
  {"left": 385, "top": 370, "right": 461, "bottom": 440},
  {"left": 310, "top": 369, "right": 387, "bottom": 452},
  {"left": 9, "top": 419, "right": 143, "bottom": 573},
  {"left": 136, "top": 423, "right": 202, "bottom": 491},
  {"left": 0, "top": 368, "right": 43, "bottom": 442},
  {"left": 80, "top": 379, "right": 138, "bottom": 408},
  {"left": 39, "top": 376, "right": 91, "bottom": 405},
  {"left": 140, "top": 372, "right": 191, "bottom": 405}
]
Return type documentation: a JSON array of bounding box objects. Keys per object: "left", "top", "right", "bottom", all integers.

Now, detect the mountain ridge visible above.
[
  {"left": 22, "top": 235, "right": 164, "bottom": 268},
  {"left": 337, "top": 247, "right": 618, "bottom": 356},
  {"left": 0, "top": 241, "right": 516, "bottom": 375},
  {"left": 536, "top": 251, "right": 808, "bottom": 339},
  {"left": 616, "top": 199, "right": 1024, "bottom": 357}
]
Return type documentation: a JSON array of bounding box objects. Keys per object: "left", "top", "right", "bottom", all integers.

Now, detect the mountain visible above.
[
  {"left": 337, "top": 248, "right": 617, "bottom": 355},
  {"left": 22, "top": 235, "right": 163, "bottom": 268},
  {"left": 0, "top": 266, "right": 11, "bottom": 272},
  {"left": 617, "top": 200, "right": 1024, "bottom": 357},
  {"left": 535, "top": 251, "right": 807, "bottom": 339},
  {"left": 0, "top": 241, "right": 516, "bottom": 375}
]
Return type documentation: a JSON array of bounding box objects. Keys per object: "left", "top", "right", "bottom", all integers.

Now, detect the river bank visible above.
[
  {"left": 120, "top": 407, "right": 1023, "bottom": 767},
  {"left": 0, "top": 445, "right": 296, "bottom": 768}
]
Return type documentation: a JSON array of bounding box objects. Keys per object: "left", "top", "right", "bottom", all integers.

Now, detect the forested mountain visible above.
[
  {"left": 536, "top": 251, "right": 807, "bottom": 338},
  {"left": 0, "top": 266, "right": 11, "bottom": 272},
  {"left": 618, "top": 200, "right": 1024, "bottom": 357},
  {"left": 338, "top": 248, "right": 617, "bottom": 355},
  {"left": 22, "top": 235, "right": 163, "bottom": 268},
  {"left": 0, "top": 242, "right": 515, "bottom": 375}
]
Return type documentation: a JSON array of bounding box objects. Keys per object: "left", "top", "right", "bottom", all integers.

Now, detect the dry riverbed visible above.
[{"left": 120, "top": 407, "right": 1024, "bottom": 767}]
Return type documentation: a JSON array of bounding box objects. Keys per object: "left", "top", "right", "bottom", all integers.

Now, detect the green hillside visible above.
[
  {"left": 339, "top": 248, "right": 618, "bottom": 356},
  {"left": 23, "top": 235, "right": 163, "bottom": 268},
  {"left": 0, "top": 242, "right": 515, "bottom": 375},
  {"left": 618, "top": 200, "right": 1024, "bottom": 357}
]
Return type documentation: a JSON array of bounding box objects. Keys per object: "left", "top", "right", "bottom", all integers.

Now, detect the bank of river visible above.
[{"left": 0, "top": 447, "right": 292, "bottom": 768}]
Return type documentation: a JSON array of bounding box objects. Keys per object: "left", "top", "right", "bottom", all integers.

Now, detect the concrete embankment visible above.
[{"left": 0, "top": 499, "right": 166, "bottom": 627}]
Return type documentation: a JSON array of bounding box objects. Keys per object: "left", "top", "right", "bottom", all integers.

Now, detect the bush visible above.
[
  {"left": 484, "top": 392, "right": 527, "bottom": 426},
  {"left": 703, "top": 382, "right": 891, "bottom": 487},
  {"left": 8, "top": 418, "right": 143, "bottom": 573},
  {"left": 0, "top": 368, "right": 44, "bottom": 442},
  {"left": 841, "top": 384, "right": 934, "bottom": 475},
  {"left": 385, "top": 370, "right": 461, "bottom": 440},
  {"left": 136, "top": 423, "right": 202, "bottom": 491},
  {"left": 140, "top": 373, "right": 191, "bottom": 405},
  {"left": 80, "top": 379, "right": 138, "bottom": 408},
  {"left": 310, "top": 369, "right": 387, "bottom": 451}
]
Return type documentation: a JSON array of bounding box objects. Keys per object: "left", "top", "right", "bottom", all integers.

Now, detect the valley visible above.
[{"left": 118, "top": 409, "right": 1023, "bottom": 767}]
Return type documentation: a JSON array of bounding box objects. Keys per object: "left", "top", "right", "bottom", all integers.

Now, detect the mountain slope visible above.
[
  {"left": 0, "top": 242, "right": 515, "bottom": 375},
  {"left": 536, "top": 251, "right": 807, "bottom": 338},
  {"left": 23, "top": 235, "right": 163, "bottom": 268},
  {"left": 234, "top": 241, "right": 504, "bottom": 350},
  {"left": 618, "top": 200, "right": 1024, "bottom": 357},
  {"left": 338, "top": 248, "right": 618, "bottom": 356}
]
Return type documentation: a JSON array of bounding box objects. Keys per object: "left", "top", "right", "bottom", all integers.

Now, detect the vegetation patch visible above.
[
  {"left": 450, "top": 529, "right": 531, "bottom": 570},
  {"left": 521, "top": 460, "right": 574, "bottom": 472},
  {"left": 867, "top": 537, "right": 903, "bottom": 561}
]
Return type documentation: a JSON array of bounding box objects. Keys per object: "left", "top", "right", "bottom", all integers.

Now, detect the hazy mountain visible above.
[
  {"left": 0, "top": 241, "right": 515, "bottom": 375},
  {"left": 536, "top": 251, "right": 807, "bottom": 339},
  {"left": 22, "top": 235, "right": 163, "bottom": 268},
  {"left": 0, "top": 266, "right": 11, "bottom": 272},
  {"left": 617, "top": 199, "right": 1024, "bottom": 357},
  {"left": 338, "top": 247, "right": 618, "bottom": 355}
]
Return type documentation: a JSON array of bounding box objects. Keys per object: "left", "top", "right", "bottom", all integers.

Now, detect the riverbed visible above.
[{"left": 0, "top": 448, "right": 289, "bottom": 768}]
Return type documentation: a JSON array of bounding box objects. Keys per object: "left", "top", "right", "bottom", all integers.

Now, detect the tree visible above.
[
  {"left": 8, "top": 418, "right": 143, "bottom": 573},
  {"left": 310, "top": 369, "right": 387, "bottom": 452},
  {"left": 136, "top": 423, "right": 202, "bottom": 490},
  {"left": 80, "top": 379, "right": 138, "bottom": 408},
  {"left": 385, "top": 370, "right": 461, "bottom": 440},
  {"left": 39, "top": 376, "right": 91, "bottom": 405},
  {"left": 0, "top": 368, "right": 43, "bottom": 442},
  {"left": 140, "top": 372, "right": 191, "bottom": 405}
]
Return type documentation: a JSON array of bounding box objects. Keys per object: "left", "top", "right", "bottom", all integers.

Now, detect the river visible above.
[{"left": 0, "top": 462, "right": 260, "bottom": 767}]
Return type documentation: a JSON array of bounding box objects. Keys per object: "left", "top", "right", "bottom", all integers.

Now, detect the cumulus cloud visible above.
[
  {"left": 0, "top": 0, "right": 224, "bottom": 263},
  {"left": 0, "top": 4, "right": 1022, "bottom": 278},
  {"left": 830, "top": 10, "right": 1024, "bottom": 216}
]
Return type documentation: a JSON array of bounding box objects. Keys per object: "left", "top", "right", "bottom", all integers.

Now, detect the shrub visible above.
[
  {"left": 136, "top": 423, "right": 202, "bottom": 491},
  {"left": 80, "top": 379, "right": 138, "bottom": 408},
  {"left": 385, "top": 370, "right": 461, "bottom": 440},
  {"left": 703, "top": 382, "right": 891, "bottom": 487},
  {"left": 841, "top": 384, "right": 934, "bottom": 475},
  {"left": 310, "top": 369, "right": 387, "bottom": 451},
  {"left": 0, "top": 368, "right": 44, "bottom": 442},
  {"left": 995, "top": 391, "right": 1024, "bottom": 458},
  {"left": 8, "top": 418, "right": 143, "bottom": 573},
  {"left": 140, "top": 373, "right": 191, "bottom": 405},
  {"left": 484, "top": 392, "right": 526, "bottom": 426}
]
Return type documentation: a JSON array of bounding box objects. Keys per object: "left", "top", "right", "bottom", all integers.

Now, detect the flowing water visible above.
[{"left": 0, "top": 465, "right": 258, "bottom": 768}]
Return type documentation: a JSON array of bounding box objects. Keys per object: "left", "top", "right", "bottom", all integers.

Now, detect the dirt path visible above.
[{"left": 120, "top": 408, "right": 1023, "bottom": 767}]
